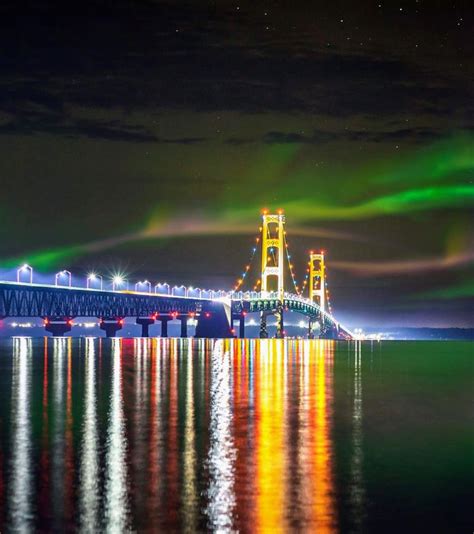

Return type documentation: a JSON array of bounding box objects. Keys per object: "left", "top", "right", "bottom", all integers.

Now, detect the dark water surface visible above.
[{"left": 0, "top": 337, "right": 471, "bottom": 532}]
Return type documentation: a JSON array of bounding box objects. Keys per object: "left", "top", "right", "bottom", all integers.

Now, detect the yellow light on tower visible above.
[
  {"left": 309, "top": 251, "right": 326, "bottom": 313},
  {"left": 260, "top": 211, "right": 285, "bottom": 299}
]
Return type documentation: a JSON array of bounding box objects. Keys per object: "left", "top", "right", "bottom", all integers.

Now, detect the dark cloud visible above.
[
  {"left": 0, "top": 115, "right": 206, "bottom": 143},
  {"left": 0, "top": 2, "right": 471, "bottom": 120},
  {"left": 233, "top": 126, "right": 448, "bottom": 145}
]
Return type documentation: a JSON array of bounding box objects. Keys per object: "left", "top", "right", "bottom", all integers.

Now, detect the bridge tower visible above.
[
  {"left": 309, "top": 251, "right": 326, "bottom": 338},
  {"left": 309, "top": 251, "right": 326, "bottom": 313},
  {"left": 260, "top": 211, "right": 285, "bottom": 300},
  {"left": 259, "top": 211, "right": 285, "bottom": 338}
]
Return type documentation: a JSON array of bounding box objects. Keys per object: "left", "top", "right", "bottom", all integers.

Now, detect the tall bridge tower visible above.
[
  {"left": 309, "top": 251, "right": 326, "bottom": 313},
  {"left": 260, "top": 211, "right": 285, "bottom": 300},
  {"left": 259, "top": 211, "right": 285, "bottom": 338}
]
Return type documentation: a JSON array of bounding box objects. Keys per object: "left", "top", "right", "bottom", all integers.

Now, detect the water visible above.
[{"left": 0, "top": 337, "right": 471, "bottom": 532}]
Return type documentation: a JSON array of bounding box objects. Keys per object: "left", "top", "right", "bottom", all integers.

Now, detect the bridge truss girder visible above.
[{"left": 0, "top": 285, "right": 203, "bottom": 318}]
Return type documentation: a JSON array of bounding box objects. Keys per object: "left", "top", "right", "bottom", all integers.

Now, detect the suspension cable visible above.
[
  {"left": 283, "top": 230, "right": 300, "bottom": 295},
  {"left": 232, "top": 226, "right": 262, "bottom": 292}
]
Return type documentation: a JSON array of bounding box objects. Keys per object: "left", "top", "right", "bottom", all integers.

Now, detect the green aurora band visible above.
[
  {"left": 1, "top": 134, "right": 473, "bottom": 272},
  {"left": 414, "top": 280, "right": 474, "bottom": 300}
]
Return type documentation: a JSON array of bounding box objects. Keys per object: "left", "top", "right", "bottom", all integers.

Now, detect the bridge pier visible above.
[
  {"left": 100, "top": 318, "right": 124, "bottom": 338},
  {"left": 160, "top": 317, "right": 170, "bottom": 337},
  {"left": 239, "top": 314, "right": 245, "bottom": 338},
  {"left": 231, "top": 314, "right": 246, "bottom": 338},
  {"left": 275, "top": 307, "right": 284, "bottom": 339},
  {"left": 136, "top": 317, "right": 155, "bottom": 337},
  {"left": 308, "top": 318, "right": 315, "bottom": 339},
  {"left": 180, "top": 316, "right": 188, "bottom": 337},
  {"left": 259, "top": 312, "right": 269, "bottom": 339},
  {"left": 44, "top": 317, "right": 73, "bottom": 336},
  {"left": 319, "top": 318, "right": 338, "bottom": 339},
  {"left": 195, "top": 302, "right": 233, "bottom": 338}
]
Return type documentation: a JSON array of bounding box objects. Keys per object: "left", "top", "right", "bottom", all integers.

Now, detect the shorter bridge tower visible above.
[
  {"left": 260, "top": 211, "right": 285, "bottom": 300},
  {"left": 309, "top": 251, "right": 326, "bottom": 313}
]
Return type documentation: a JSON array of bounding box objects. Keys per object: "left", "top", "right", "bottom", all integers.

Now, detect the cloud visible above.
[
  {"left": 0, "top": 115, "right": 207, "bottom": 143},
  {"left": 258, "top": 127, "right": 447, "bottom": 145},
  {"left": 0, "top": 2, "right": 471, "bottom": 121},
  {"left": 331, "top": 249, "right": 474, "bottom": 276}
]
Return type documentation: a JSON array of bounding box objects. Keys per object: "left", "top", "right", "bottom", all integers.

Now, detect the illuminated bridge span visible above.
[{"left": 0, "top": 212, "right": 353, "bottom": 339}]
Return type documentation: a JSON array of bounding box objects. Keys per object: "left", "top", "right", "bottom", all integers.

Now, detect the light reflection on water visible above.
[
  {"left": 52, "top": 338, "right": 66, "bottom": 530},
  {"left": 206, "top": 340, "right": 236, "bottom": 531},
  {"left": 9, "top": 337, "right": 33, "bottom": 532},
  {"left": 79, "top": 337, "right": 99, "bottom": 533},
  {"left": 0, "top": 337, "right": 472, "bottom": 532},
  {"left": 104, "top": 338, "right": 130, "bottom": 532},
  {"left": 350, "top": 341, "right": 365, "bottom": 530}
]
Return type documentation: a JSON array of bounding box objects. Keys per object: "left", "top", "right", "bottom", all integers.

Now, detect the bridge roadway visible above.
[{"left": 0, "top": 281, "right": 353, "bottom": 339}]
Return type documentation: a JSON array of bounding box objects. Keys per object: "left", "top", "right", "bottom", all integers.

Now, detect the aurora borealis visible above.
[{"left": 0, "top": 1, "right": 472, "bottom": 327}]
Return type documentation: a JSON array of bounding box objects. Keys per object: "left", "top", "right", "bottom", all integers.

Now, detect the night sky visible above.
[{"left": 0, "top": 1, "right": 472, "bottom": 328}]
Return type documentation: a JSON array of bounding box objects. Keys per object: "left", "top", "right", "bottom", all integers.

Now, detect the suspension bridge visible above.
[{"left": 0, "top": 212, "right": 353, "bottom": 339}]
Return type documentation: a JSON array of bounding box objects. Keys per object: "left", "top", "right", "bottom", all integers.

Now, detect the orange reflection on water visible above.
[
  {"left": 255, "top": 339, "right": 287, "bottom": 533},
  {"left": 147, "top": 338, "right": 161, "bottom": 517},
  {"left": 311, "top": 340, "right": 336, "bottom": 533},
  {"left": 233, "top": 339, "right": 257, "bottom": 530},
  {"left": 253, "top": 339, "right": 336, "bottom": 533},
  {"left": 182, "top": 339, "right": 197, "bottom": 532},
  {"left": 165, "top": 339, "right": 179, "bottom": 528}
]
